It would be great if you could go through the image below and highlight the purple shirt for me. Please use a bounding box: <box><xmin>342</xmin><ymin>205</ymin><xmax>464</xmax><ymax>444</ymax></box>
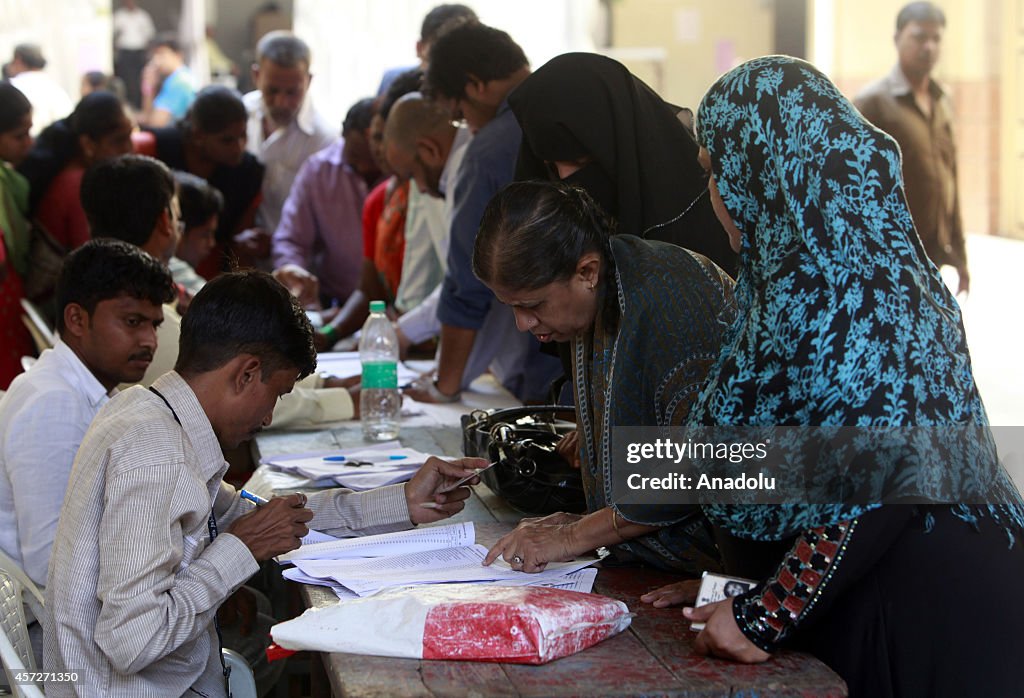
<box><xmin>272</xmin><ymin>139</ymin><xmax>368</xmax><ymax>302</ymax></box>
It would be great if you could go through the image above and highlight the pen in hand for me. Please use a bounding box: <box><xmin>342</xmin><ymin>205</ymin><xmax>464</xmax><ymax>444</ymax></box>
<box><xmin>239</xmin><ymin>489</ymin><xmax>269</xmax><ymax>507</ymax></box>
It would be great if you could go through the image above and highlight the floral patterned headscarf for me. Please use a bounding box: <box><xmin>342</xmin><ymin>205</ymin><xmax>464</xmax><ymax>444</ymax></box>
<box><xmin>692</xmin><ymin>56</ymin><xmax>1023</xmax><ymax>540</ymax></box>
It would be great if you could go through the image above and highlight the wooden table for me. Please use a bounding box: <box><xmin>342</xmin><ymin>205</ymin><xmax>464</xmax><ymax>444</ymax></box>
<box><xmin>249</xmin><ymin>387</ymin><xmax>848</xmax><ymax>698</ymax></box>
<box><xmin>296</xmin><ymin>519</ymin><xmax>846</xmax><ymax>698</ymax></box>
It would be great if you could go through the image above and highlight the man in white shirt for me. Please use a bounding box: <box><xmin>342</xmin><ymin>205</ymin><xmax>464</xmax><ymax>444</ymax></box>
<box><xmin>112</xmin><ymin>0</ymin><xmax>156</xmax><ymax>108</ymax></box>
<box><xmin>243</xmin><ymin>31</ymin><xmax>335</xmax><ymax>237</ymax></box>
<box><xmin>8</xmin><ymin>44</ymin><xmax>74</xmax><ymax>136</ymax></box>
<box><xmin>0</xmin><ymin>239</ymin><xmax>175</xmax><ymax>589</ymax></box>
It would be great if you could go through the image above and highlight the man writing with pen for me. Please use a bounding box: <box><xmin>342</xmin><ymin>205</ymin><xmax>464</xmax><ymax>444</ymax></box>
<box><xmin>43</xmin><ymin>269</ymin><xmax>484</xmax><ymax>697</ymax></box>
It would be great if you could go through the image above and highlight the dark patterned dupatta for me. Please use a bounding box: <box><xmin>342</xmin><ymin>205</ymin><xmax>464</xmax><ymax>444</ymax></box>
<box><xmin>572</xmin><ymin>235</ymin><xmax>734</xmax><ymax>572</ymax></box>
<box><xmin>693</xmin><ymin>56</ymin><xmax>1024</xmax><ymax>541</ymax></box>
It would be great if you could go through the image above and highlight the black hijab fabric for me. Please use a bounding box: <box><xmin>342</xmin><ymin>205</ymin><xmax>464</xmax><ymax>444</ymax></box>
<box><xmin>509</xmin><ymin>52</ymin><xmax>737</xmax><ymax>275</ymax></box>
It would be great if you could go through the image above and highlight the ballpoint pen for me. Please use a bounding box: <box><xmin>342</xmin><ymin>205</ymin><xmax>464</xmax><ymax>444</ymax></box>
<box><xmin>322</xmin><ymin>454</ymin><xmax>409</xmax><ymax>464</ymax></box>
<box><xmin>239</xmin><ymin>489</ymin><xmax>269</xmax><ymax>507</ymax></box>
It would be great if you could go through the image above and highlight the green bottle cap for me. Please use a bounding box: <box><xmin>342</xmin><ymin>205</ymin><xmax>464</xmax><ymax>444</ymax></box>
<box><xmin>369</xmin><ymin>300</ymin><xmax>386</xmax><ymax>313</ymax></box>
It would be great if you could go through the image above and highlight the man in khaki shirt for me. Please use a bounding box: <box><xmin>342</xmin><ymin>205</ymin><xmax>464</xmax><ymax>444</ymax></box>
<box><xmin>855</xmin><ymin>1</ymin><xmax>969</xmax><ymax>294</ymax></box>
<box><xmin>43</xmin><ymin>270</ymin><xmax>482</xmax><ymax>696</ymax></box>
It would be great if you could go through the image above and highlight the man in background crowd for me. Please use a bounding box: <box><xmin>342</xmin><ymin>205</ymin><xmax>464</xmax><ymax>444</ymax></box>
<box><xmin>408</xmin><ymin>22</ymin><xmax>561</xmax><ymax>404</ymax></box>
<box><xmin>139</xmin><ymin>35</ymin><xmax>196</xmax><ymax>127</ymax></box>
<box><xmin>7</xmin><ymin>44</ymin><xmax>73</xmax><ymax>136</ymax></box>
<box><xmin>272</xmin><ymin>97</ymin><xmax>381</xmax><ymax>307</ymax></box>
<box><xmin>855</xmin><ymin>1</ymin><xmax>969</xmax><ymax>294</ymax></box>
<box><xmin>112</xmin><ymin>0</ymin><xmax>156</xmax><ymax>108</ymax></box>
<box><xmin>244</xmin><ymin>31</ymin><xmax>335</xmax><ymax>238</ymax></box>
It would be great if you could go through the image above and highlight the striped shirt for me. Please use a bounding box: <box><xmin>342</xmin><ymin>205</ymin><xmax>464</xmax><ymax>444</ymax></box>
<box><xmin>43</xmin><ymin>371</ymin><xmax>410</xmax><ymax>696</ymax></box>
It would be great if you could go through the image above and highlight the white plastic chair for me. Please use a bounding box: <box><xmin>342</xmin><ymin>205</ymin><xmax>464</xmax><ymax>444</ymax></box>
<box><xmin>0</xmin><ymin>550</ymin><xmax>44</xmax><ymax>626</ymax></box>
<box><xmin>0</xmin><ymin>549</ymin><xmax>256</xmax><ymax>698</ymax></box>
<box><xmin>222</xmin><ymin>647</ymin><xmax>258</xmax><ymax>698</ymax></box>
<box><xmin>0</xmin><ymin>569</ymin><xmax>44</xmax><ymax>698</ymax></box>
<box><xmin>19</xmin><ymin>299</ymin><xmax>55</xmax><ymax>353</ymax></box>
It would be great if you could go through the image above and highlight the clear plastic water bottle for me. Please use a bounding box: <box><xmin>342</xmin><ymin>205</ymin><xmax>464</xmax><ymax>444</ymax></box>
<box><xmin>359</xmin><ymin>300</ymin><xmax>401</xmax><ymax>441</ymax></box>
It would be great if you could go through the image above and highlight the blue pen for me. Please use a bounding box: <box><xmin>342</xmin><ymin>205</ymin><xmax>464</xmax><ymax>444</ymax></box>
<box><xmin>322</xmin><ymin>454</ymin><xmax>409</xmax><ymax>463</ymax></box>
<box><xmin>239</xmin><ymin>489</ymin><xmax>269</xmax><ymax>507</ymax></box>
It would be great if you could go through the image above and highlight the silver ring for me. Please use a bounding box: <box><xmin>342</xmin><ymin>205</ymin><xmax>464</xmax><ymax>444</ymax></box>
<box><xmin>511</xmin><ymin>555</ymin><xmax>524</xmax><ymax>565</ymax></box>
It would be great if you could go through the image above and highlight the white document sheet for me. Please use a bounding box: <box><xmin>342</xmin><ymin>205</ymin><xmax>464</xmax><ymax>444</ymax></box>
<box><xmin>262</xmin><ymin>443</ymin><xmax>438</xmax><ymax>481</ymax></box>
<box><xmin>278</xmin><ymin>522</ymin><xmax>474</xmax><ymax>564</ymax></box>
<box><xmin>331</xmin><ymin>468</ymin><xmax>418</xmax><ymax>491</ymax></box>
<box><xmin>332</xmin><ymin>570</ymin><xmax>597</xmax><ymax>599</ymax></box>
<box><xmin>316</xmin><ymin>351</ymin><xmax>421</xmax><ymax>384</ymax></box>
<box><xmin>299</xmin><ymin>529</ymin><xmax>340</xmax><ymax>547</ymax></box>
<box><xmin>289</xmin><ymin>566</ymin><xmax>597</xmax><ymax>597</ymax></box>
<box><xmin>292</xmin><ymin>544</ymin><xmax>598</xmax><ymax>597</ymax></box>
<box><xmin>478</xmin><ymin>567</ymin><xmax>599</xmax><ymax>594</ymax></box>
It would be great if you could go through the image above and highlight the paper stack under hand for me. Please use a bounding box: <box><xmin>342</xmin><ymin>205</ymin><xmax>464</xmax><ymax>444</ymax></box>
<box><xmin>261</xmin><ymin>441</ymin><xmax>441</xmax><ymax>491</ymax></box>
<box><xmin>278</xmin><ymin>522</ymin><xmax>599</xmax><ymax>599</ymax></box>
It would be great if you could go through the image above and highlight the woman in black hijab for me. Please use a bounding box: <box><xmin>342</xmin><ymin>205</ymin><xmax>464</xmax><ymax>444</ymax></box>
<box><xmin>509</xmin><ymin>52</ymin><xmax>737</xmax><ymax>276</ymax></box>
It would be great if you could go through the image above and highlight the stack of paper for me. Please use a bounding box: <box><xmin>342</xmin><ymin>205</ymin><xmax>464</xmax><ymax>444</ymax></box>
<box><xmin>262</xmin><ymin>442</ymin><xmax>442</xmax><ymax>491</ymax></box>
<box><xmin>280</xmin><ymin>521</ymin><xmax>475</xmax><ymax>563</ymax></box>
<box><xmin>278</xmin><ymin>522</ymin><xmax>600</xmax><ymax>598</ymax></box>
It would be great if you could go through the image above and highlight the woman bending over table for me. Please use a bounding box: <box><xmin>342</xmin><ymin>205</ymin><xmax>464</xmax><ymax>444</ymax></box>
<box><xmin>473</xmin><ymin>180</ymin><xmax>736</xmax><ymax>575</ymax></box>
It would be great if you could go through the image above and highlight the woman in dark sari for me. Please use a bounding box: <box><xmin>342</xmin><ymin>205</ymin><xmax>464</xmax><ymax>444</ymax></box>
<box><xmin>643</xmin><ymin>56</ymin><xmax>1024</xmax><ymax>696</ymax></box>
<box><xmin>474</xmin><ymin>180</ymin><xmax>734</xmax><ymax>575</ymax></box>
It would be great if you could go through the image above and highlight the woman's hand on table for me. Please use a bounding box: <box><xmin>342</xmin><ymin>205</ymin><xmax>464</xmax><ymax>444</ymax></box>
<box><xmin>685</xmin><ymin>599</ymin><xmax>771</xmax><ymax>663</ymax></box>
<box><xmin>639</xmin><ymin>579</ymin><xmax>701</xmax><ymax>607</ymax></box>
<box><xmin>555</xmin><ymin>430</ymin><xmax>581</xmax><ymax>468</ymax></box>
<box><xmin>482</xmin><ymin>516</ymin><xmax>582</xmax><ymax>573</ymax></box>
<box><xmin>405</xmin><ymin>456</ymin><xmax>486</xmax><ymax>524</ymax></box>
<box><xmin>519</xmin><ymin>511</ymin><xmax>584</xmax><ymax>527</ymax></box>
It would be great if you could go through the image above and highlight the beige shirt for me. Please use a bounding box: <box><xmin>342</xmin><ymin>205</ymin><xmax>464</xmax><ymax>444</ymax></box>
<box><xmin>855</xmin><ymin>66</ymin><xmax>966</xmax><ymax>270</ymax></box>
<box><xmin>43</xmin><ymin>371</ymin><xmax>410</xmax><ymax>696</ymax></box>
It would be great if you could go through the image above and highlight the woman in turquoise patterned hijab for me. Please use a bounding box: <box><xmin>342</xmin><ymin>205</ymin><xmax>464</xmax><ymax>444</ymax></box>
<box><xmin>642</xmin><ymin>56</ymin><xmax>1024</xmax><ymax>696</ymax></box>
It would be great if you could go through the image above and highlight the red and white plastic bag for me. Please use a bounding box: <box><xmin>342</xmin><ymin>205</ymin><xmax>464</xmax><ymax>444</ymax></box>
<box><xmin>270</xmin><ymin>583</ymin><xmax>632</xmax><ymax>664</ymax></box>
